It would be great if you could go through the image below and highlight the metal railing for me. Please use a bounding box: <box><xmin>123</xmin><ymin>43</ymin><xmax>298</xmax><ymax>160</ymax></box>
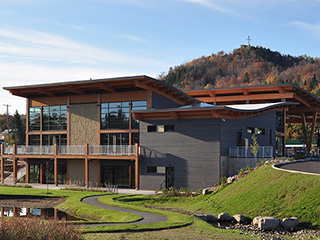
<box><xmin>58</xmin><ymin>145</ymin><xmax>86</xmax><ymax>155</ymax></box>
<box><xmin>16</xmin><ymin>145</ymin><xmax>54</xmax><ymax>155</ymax></box>
<box><xmin>89</xmin><ymin>145</ymin><xmax>135</xmax><ymax>155</ymax></box>
<box><xmin>229</xmin><ymin>146</ymin><xmax>273</xmax><ymax>158</ymax></box>
<box><xmin>3</xmin><ymin>144</ymin><xmax>137</xmax><ymax>156</ymax></box>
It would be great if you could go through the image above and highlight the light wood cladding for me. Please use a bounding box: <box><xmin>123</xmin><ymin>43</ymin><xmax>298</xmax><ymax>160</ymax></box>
<box><xmin>70</xmin><ymin>103</ymin><xmax>98</xmax><ymax>145</ymax></box>
<box><xmin>100</xmin><ymin>91</ymin><xmax>147</xmax><ymax>103</ymax></box>
<box><xmin>30</xmin><ymin>96</ymin><xmax>67</xmax><ymax>106</ymax></box>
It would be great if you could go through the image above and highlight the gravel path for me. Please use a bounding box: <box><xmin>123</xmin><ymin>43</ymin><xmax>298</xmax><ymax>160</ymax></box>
<box><xmin>277</xmin><ymin>160</ymin><xmax>320</xmax><ymax>175</ymax></box>
<box><xmin>81</xmin><ymin>195</ymin><xmax>167</xmax><ymax>227</ymax></box>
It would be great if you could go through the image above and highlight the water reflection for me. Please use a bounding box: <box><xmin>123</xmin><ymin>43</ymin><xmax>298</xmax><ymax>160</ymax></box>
<box><xmin>0</xmin><ymin>206</ymin><xmax>83</xmax><ymax>221</ymax></box>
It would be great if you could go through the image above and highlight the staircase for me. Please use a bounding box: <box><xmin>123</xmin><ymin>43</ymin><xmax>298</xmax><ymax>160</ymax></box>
<box><xmin>3</xmin><ymin>165</ymin><xmax>27</xmax><ymax>184</ymax></box>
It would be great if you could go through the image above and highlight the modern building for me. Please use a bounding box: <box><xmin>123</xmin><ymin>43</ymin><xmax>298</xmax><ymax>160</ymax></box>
<box><xmin>2</xmin><ymin>76</ymin><xmax>320</xmax><ymax>190</ymax></box>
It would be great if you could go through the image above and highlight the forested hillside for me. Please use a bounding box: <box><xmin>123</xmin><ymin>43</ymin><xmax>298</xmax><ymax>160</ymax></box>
<box><xmin>158</xmin><ymin>46</ymin><xmax>320</xmax><ymax>97</ymax></box>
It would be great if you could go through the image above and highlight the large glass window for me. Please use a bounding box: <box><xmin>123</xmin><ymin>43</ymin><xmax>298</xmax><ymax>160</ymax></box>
<box><xmin>101</xmin><ymin>133</ymin><xmax>129</xmax><ymax>145</ymax></box>
<box><xmin>29</xmin><ymin>107</ymin><xmax>41</xmax><ymax>131</ymax></box>
<box><xmin>276</xmin><ymin>112</ymin><xmax>284</xmax><ymax>133</ymax></box>
<box><xmin>42</xmin><ymin>134</ymin><xmax>67</xmax><ymax>146</ymax></box>
<box><xmin>101</xmin><ymin>102</ymin><xmax>130</xmax><ymax>129</ymax></box>
<box><xmin>132</xmin><ymin>101</ymin><xmax>147</xmax><ymax>129</ymax></box>
<box><xmin>43</xmin><ymin>105</ymin><xmax>67</xmax><ymax>131</ymax></box>
<box><xmin>29</xmin><ymin>135</ymin><xmax>40</xmax><ymax>145</ymax></box>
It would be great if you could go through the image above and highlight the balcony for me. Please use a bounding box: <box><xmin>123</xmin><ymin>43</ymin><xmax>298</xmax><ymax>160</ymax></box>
<box><xmin>229</xmin><ymin>146</ymin><xmax>273</xmax><ymax>158</ymax></box>
<box><xmin>2</xmin><ymin>144</ymin><xmax>137</xmax><ymax>157</ymax></box>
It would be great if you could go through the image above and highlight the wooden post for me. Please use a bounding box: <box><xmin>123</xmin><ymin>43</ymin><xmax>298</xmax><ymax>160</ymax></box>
<box><xmin>54</xmin><ymin>144</ymin><xmax>58</xmax><ymax>185</ymax></box>
<box><xmin>307</xmin><ymin>111</ymin><xmax>318</xmax><ymax>153</ymax></box>
<box><xmin>13</xmin><ymin>144</ymin><xmax>17</xmax><ymax>183</ymax></box>
<box><xmin>85</xmin><ymin>144</ymin><xmax>89</xmax><ymax>187</ymax></box>
<box><xmin>25</xmin><ymin>160</ymin><xmax>30</xmax><ymax>183</ymax></box>
<box><xmin>0</xmin><ymin>207</ymin><xmax>4</xmax><ymax>217</ymax></box>
<box><xmin>1</xmin><ymin>144</ymin><xmax>4</xmax><ymax>183</ymax></box>
<box><xmin>134</xmin><ymin>143</ymin><xmax>139</xmax><ymax>189</ymax></box>
<box><xmin>67</xmin><ymin>159</ymin><xmax>70</xmax><ymax>185</ymax></box>
<box><xmin>40</xmin><ymin>163</ymin><xmax>44</xmax><ymax>184</ymax></box>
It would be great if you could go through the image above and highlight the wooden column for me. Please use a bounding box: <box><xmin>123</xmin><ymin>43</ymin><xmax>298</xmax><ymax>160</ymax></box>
<box><xmin>0</xmin><ymin>207</ymin><xmax>4</xmax><ymax>217</ymax></box>
<box><xmin>134</xmin><ymin>143</ymin><xmax>139</xmax><ymax>189</ymax></box>
<box><xmin>25</xmin><ymin>160</ymin><xmax>30</xmax><ymax>183</ymax></box>
<box><xmin>13</xmin><ymin>144</ymin><xmax>17</xmax><ymax>183</ymax></box>
<box><xmin>129</xmin><ymin>164</ymin><xmax>132</xmax><ymax>188</ymax></box>
<box><xmin>67</xmin><ymin>159</ymin><xmax>70</xmax><ymax>185</ymax></box>
<box><xmin>307</xmin><ymin>111</ymin><xmax>318</xmax><ymax>153</ymax></box>
<box><xmin>54</xmin><ymin>144</ymin><xmax>58</xmax><ymax>185</ymax></box>
<box><xmin>97</xmin><ymin>159</ymin><xmax>101</xmax><ymax>186</ymax></box>
<box><xmin>85</xmin><ymin>144</ymin><xmax>89</xmax><ymax>187</ymax></box>
<box><xmin>283</xmin><ymin>109</ymin><xmax>287</xmax><ymax>157</ymax></box>
<box><xmin>1</xmin><ymin>144</ymin><xmax>4</xmax><ymax>183</ymax></box>
<box><xmin>40</xmin><ymin>163</ymin><xmax>44</xmax><ymax>184</ymax></box>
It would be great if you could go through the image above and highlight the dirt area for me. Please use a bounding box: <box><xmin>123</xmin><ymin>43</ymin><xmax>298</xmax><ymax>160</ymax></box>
<box><xmin>0</xmin><ymin>195</ymin><xmax>66</xmax><ymax>208</ymax></box>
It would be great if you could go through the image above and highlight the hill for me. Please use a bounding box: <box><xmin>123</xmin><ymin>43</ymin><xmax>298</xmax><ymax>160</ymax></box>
<box><xmin>158</xmin><ymin>46</ymin><xmax>320</xmax><ymax>97</ymax></box>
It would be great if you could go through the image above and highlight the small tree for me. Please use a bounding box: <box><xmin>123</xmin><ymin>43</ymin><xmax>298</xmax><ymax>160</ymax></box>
<box><xmin>250</xmin><ymin>134</ymin><xmax>259</xmax><ymax>162</ymax></box>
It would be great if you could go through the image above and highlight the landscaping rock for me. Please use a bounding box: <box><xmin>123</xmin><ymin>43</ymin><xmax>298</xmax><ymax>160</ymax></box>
<box><xmin>255</xmin><ymin>216</ymin><xmax>280</xmax><ymax>230</ymax></box>
<box><xmin>252</xmin><ymin>216</ymin><xmax>263</xmax><ymax>227</ymax></box>
<box><xmin>227</xmin><ymin>176</ymin><xmax>236</xmax><ymax>183</ymax></box>
<box><xmin>202</xmin><ymin>188</ymin><xmax>212</xmax><ymax>195</ymax></box>
<box><xmin>205</xmin><ymin>214</ymin><xmax>218</xmax><ymax>222</ymax></box>
<box><xmin>218</xmin><ymin>212</ymin><xmax>233</xmax><ymax>222</ymax></box>
<box><xmin>280</xmin><ymin>217</ymin><xmax>299</xmax><ymax>229</ymax></box>
<box><xmin>233</xmin><ymin>214</ymin><xmax>251</xmax><ymax>224</ymax></box>
<box><xmin>193</xmin><ymin>213</ymin><xmax>207</xmax><ymax>221</ymax></box>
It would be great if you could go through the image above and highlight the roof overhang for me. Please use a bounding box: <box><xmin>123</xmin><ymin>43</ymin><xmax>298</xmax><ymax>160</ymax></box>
<box><xmin>3</xmin><ymin>75</ymin><xmax>199</xmax><ymax>106</ymax></box>
<box><xmin>134</xmin><ymin>102</ymin><xmax>299</xmax><ymax>121</ymax></box>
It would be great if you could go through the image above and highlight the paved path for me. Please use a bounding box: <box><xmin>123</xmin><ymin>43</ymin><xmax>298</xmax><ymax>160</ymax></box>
<box><xmin>275</xmin><ymin>159</ymin><xmax>320</xmax><ymax>175</ymax></box>
<box><xmin>81</xmin><ymin>195</ymin><xmax>167</xmax><ymax>227</ymax></box>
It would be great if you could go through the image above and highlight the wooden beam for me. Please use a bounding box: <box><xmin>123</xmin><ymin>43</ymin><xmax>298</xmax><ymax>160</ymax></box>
<box><xmin>68</xmin><ymin>85</ymin><xmax>84</xmax><ymax>95</ymax></box>
<box><xmin>98</xmin><ymin>83</ymin><xmax>116</xmax><ymax>93</ymax></box>
<box><xmin>1</xmin><ymin>144</ymin><xmax>3</xmax><ymax>183</ymax></box>
<box><xmin>171</xmin><ymin>111</ymin><xmax>179</xmax><ymax>119</ymax></box>
<box><xmin>135</xmin><ymin>80</ymin><xmax>186</xmax><ymax>105</ymax></box>
<box><xmin>26</xmin><ymin>160</ymin><xmax>30</xmax><ymax>183</ymax></box>
<box><xmin>307</xmin><ymin>111</ymin><xmax>318</xmax><ymax>152</ymax></box>
<box><xmin>38</xmin><ymin>88</ymin><xmax>55</xmax><ymax>97</ymax></box>
<box><xmin>294</xmin><ymin>94</ymin><xmax>311</xmax><ymax>107</ymax></box>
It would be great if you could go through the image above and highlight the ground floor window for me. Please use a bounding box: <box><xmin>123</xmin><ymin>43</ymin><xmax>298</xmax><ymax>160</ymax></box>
<box><xmin>29</xmin><ymin>161</ymin><xmax>67</xmax><ymax>184</ymax></box>
<box><xmin>29</xmin><ymin>164</ymin><xmax>40</xmax><ymax>183</ymax></box>
<box><xmin>100</xmin><ymin>162</ymin><xmax>135</xmax><ymax>188</ymax></box>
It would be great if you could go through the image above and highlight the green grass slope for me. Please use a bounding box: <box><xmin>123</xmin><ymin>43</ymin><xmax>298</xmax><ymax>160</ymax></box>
<box><xmin>196</xmin><ymin>166</ymin><xmax>320</xmax><ymax>227</ymax></box>
<box><xmin>116</xmin><ymin>166</ymin><xmax>320</xmax><ymax>229</ymax></box>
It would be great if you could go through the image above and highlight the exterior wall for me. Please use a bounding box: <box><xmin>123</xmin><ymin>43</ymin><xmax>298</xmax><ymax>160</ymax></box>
<box><xmin>151</xmin><ymin>92</ymin><xmax>181</xmax><ymax>109</ymax></box>
<box><xmin>69</xmin><ymin>103</ymin><xmax>98</xmax><ymax>145</ymax></box>
<box><xmin>220</xmin><ymin>112</ymin><xmax>277</xmax><ymax>156</ymax></box>
<box><xmin>69</xmin><ymin>160</ymin><xmax>85</xmax><ymax>184</ymax></box>
<box><xmin>140</xmin><ymin>118</ymin><xmax>221</xmax><ymax>191</ymax></box>
<box><xmin>89</xmin><ymin>160</ymin><xmax>98</xmax><ymax>184</ymax></box>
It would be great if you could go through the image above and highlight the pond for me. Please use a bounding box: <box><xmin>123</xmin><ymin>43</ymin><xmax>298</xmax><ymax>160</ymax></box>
<box><xmin>0</xmin><ymin>206</ymin><xmax>84</xmax><ymax>221</ymax></box>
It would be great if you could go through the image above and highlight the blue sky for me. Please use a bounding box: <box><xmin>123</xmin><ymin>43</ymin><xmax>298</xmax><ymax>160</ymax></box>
<box><xmin>0</xmin><ymin>0</ymin><xmax>320</xmax><ymax>114</ymax></box>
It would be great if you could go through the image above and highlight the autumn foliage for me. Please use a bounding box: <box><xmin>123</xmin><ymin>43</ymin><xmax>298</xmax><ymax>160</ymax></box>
<box><xmin>159</xmin><ymin>46</ymin><xmax>320</xmax><ymax>97</ymax></box>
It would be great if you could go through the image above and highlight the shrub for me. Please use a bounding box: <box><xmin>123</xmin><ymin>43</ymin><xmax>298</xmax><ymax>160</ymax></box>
<box><xmin>0</xmin><ymin>217</ymin><xmax>82</xmax><ymax>240</ymax></box>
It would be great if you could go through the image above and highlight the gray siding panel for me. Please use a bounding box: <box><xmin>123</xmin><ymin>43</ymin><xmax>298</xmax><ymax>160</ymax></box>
<box><xmin>220</xmin><ymin>112</ymin><xmax>277</xmax><ymax>156</ymax></box>
<box><xmin>140</xmin><ymin>118</ymin><xmax>220</xmax><ymax>191</ymax></box>
<box><xmin>151</xmin><ymin>92</ymin><xmax>181</xmax><ymax>109</ymax></box>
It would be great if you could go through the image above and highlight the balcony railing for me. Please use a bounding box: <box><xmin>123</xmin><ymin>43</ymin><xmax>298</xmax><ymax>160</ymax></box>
<box><xmin>229</xmin><ymin>146</ymin><xmax>273</xmax><ymax>158</ymax></box>
<box><xmin>2</xmin><ymin>145</ymin><xmax>137</xmax><ymax>156</ymax></box>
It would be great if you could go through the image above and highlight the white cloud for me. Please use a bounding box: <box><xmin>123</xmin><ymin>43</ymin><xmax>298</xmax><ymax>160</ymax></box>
<box><xmin>289</xmin><ymin>21</ymin><xmax>320</xmax><ymax>38</ymax></box>
<box><xmin>124</xmin><ymin>34</ymin><xmax>147</xmax><ymax>43</ymax></box>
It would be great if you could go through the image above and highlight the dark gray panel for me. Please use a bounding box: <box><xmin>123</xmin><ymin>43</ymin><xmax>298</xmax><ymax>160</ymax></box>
<box><xmin>140</xmin><ymin>118</ymin><xmax>220</xmax><ymax>191</ymax></box>
<box><xmin>151</xmin><ymin>92</ymin><xmax>181</xmax><ymax>109</ymax></box>
<box><xmin>220</xmin><ymin>112</ymin><xmax>277</xmax><ymax>156</ymax></box>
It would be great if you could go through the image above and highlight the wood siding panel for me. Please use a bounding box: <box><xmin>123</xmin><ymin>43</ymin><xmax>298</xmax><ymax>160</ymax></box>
<box><xmin>140</xmin><ymin>118</ymin><xmax>220</xmax><ymax>191</ymax></box>
<box><xmin>69</xmin><ymin>103</ymin><xmax>98</xmax><ymax>145</ymax></box>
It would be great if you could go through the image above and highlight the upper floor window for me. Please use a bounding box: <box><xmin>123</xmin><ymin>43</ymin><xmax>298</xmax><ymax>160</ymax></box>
<box><xmin>43</xmin><ymin>105</ymin><xmax>67</xmax><ymax>131</ymax></box>
<box><xmin>29</xmin><ymin>107</ymin><xmax>41</xmax><ymax>131</ymax></box>
<box><xmin>101</xmin><ymin>100</ymin><xmax>147</xmax><ymax>130</ymax></box>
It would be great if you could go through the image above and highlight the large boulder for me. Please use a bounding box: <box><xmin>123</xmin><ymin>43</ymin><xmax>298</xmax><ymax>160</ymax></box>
<box><xmin>206</xmin><ymin>214</ymin><xmax>218</xmax><ymax>222</ymax></box>
<box><xmin>280</xmin><ymin>217</ymin><xmax>299</xmax><ymax>229</ymax></box>
<box><xmin>233</xmin><ymin>214</ymin><xmax>251</xmax><ymax>224</ymax></box>
<box><xmin>218</xmin><ymin>212</ymin><xmax>233</xmax><ymax>222</ymax></box>
<box><xmin>253</xmin><ymin>216</ymin><xmax>280</xmax><ymax>230</ymax></box>
<box><xmin>202</xmin><ymin>188</ymin><xmax>212</xmax><ymax>195</ymax></box>
<box><xmin>193</xmin><ymin>213</ymin><xmax>206</xmax><ymax>221</ymax></box>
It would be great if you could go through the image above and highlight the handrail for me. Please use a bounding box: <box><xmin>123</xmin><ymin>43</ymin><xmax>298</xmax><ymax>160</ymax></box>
<box><xmin>229</xmin><ymin>146</ymin><xmax>273</xmax><ymax>158</ymax></box>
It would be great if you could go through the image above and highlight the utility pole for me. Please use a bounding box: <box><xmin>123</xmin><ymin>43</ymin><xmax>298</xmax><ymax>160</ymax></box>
<box><xmin>3</xmin><ymin>104</ymin><xmax>11</xmax><ymax>145</ymax></box>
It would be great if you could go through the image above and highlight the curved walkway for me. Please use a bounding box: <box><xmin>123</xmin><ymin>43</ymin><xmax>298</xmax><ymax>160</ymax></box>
<box><xmin>273</xmin><ymin>159</ymin><xmax>320</xmax><ymax>176</ymax></box>
<box><xmin>81</xmin><ymin>195</ymin><xmax>167</xmax><ymax>227</ymax></box>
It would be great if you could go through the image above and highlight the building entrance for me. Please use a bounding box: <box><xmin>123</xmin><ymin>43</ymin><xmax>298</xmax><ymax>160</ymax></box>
<box><xmin>101</xmin><ymin>163</ymin><xmax>135</xmax><ymax>188</ymax></box>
